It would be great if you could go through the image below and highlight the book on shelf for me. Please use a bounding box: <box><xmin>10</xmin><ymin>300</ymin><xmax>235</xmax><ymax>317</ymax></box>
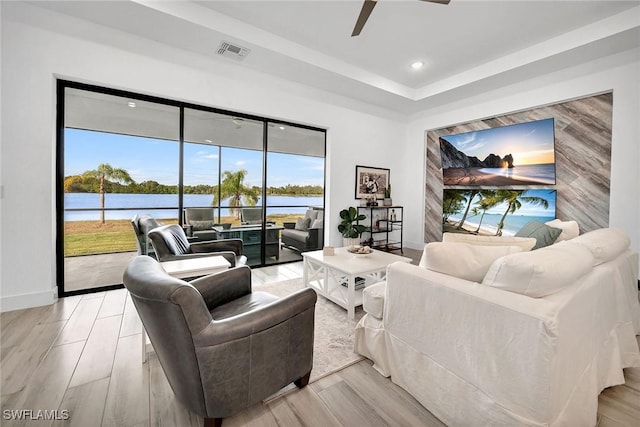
<box><xmin>340</xmin><ymin>276</ymin><xmax>366</xmax><ymax>290</ymax></box>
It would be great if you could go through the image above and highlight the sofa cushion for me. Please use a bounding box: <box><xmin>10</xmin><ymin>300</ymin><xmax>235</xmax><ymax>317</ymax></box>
<box><xmin>295</xmin><ymin>217</ymin><xmax>311</xmax><ymax>231</ymax></box>
<box><xmin>282</xmin><ymin>228</ymin><xmax>309</xmax><ymax>243</ymax></box>
<box><xmin>515</xmin><ymin>220</ymin><xmax>562</xmax><ymax>249</ymax></box>
<box><xmin>311</xmin><ymin>218</ymin><xmax>323</xmax><ymax>229</ymax></box>
<box><xmin>570</xmin><ymin>228</ymin><xmax>630</xmax><ymax>266</ymax></box>
<box><xmin>419</xmin><ymin>242</ymin><xmax>522</xmax><ymax>283</ymax></box>
<box><xmin>304</xmin><ymin>209</ymin><xmax>319</xmax><ymax>221</ymax></box>
<box><xmin>482</xmin><ymin>241</ymin><xmax>595</xmax><ymax>297</ymax></box>
<box><xmin>442</xmin><ymin>232</ymin><xmax>536</xmax><ymax>251</ymax></box>
<box><xmin>189</xmin><ymin>220</ymin><xmax>214</xmax><ymax>231</ymax></box>
<box><xmin>362</xmin><ymin>281</ymin><xmax>386</xmax><ymax>319</ymax></box>
<box><xmin>545</xmin><ymin>219</ymin><xmax>580</xmax><ymax>242</ymax></box>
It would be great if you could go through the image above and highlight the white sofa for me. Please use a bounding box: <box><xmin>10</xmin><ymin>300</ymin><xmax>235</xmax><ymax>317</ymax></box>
<box><xmin>355</xmin><ymin>228</ymin><xmax>640</xmax><ymax>426</ymax></box>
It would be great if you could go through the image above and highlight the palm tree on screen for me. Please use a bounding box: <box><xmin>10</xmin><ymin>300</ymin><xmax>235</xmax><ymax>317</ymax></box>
<box><xmin>455</xmin><ymin>189</ymin><xmax>479</xmax><ymax>230</ymax></box>
<box><xmin>490</xmin><ymin>190</ymin><xmax>549</xmax><ymax>236</ymax></box>
<box><xmin>212</xmin><ymin>169</ymin><xmax>259</xmax><ymax>219</ymax></box>
<box><xmin>82</xmin><ymin>163</ymin><xmax>134</xmax><ymax>224</ymax></box>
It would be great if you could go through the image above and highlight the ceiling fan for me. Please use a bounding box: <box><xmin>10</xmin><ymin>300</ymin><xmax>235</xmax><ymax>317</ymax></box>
<box><xmin>351</xmin><ymin>0</ymin><xmax>451</xmax><ymax>37</ymax></box>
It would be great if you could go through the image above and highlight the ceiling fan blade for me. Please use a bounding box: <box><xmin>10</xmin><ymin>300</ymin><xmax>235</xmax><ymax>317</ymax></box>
<box><xmin>351</xmin><ymin>0</ymin><xmax>377</xmax><ymax>37</ymax></box>
<box><xmin>420</xmin><ymin>0</ymin><xmax>451</xmax><ymax>4</ymax></box>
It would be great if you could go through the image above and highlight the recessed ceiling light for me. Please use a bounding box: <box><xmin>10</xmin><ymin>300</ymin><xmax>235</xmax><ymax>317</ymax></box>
<box><xmin>411</xmin><ymin>61</ymin><xmax>424</xmax><ymax>70</ymax></box>
<box><xmin>205</xmin><ymin>139</ymin><xmax>213</xmax><ymax>143</ymax></box>
<box><xmin>279</xmin><ymin>126</ymin><xmax>286</xmax><ymax>130</ymax></box>
<box><xmin>127</xmin><ymin>101</ymin><xmax>136</xmax><ymax>108</ymax></box>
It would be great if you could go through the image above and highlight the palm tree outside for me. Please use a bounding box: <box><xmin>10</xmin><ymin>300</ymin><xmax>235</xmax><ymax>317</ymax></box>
<box><xmin>82</xmin><ymin>163</ymin><xmax>134</xmax><ymax>224</ymax></box>
<box><xmin>212</xmin><ymin>169</ymin><xmax>260</xmax><ymax>219</ymax></box>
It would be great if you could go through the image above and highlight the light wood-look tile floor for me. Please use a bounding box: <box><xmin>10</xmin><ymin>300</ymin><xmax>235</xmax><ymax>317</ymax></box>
<box><xmin>1</xmin><ymin>256</ymin><xmax>639</xmax><ymax>426</ymax></box>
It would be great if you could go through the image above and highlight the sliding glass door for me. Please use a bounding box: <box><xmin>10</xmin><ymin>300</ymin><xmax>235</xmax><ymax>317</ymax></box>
<box><xmin>62</xmin><ymin>87</ymin><xmax>180</xmax><ymax>293</ymax></box>
<box><xmin>184</xmin><ymin>109</ymin><xmax>265</xmax><ymax>265</ymax></box>
<box><xmin>265</xmin><ymin>123</ymin><xmax>326</xmax><ymax>265</ymax></box>
<box><xmin>58</xmin><ymin>81</ymin><xmax>325</xmax><ymax>295</ymax></box>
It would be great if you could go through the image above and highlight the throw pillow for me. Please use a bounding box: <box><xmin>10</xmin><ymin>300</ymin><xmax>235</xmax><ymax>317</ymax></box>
<box><xmin>482</xmin><ymin>241</ymin><xmax>595</xmax><ymax>297</ymax></box>
<box><xmin>515</xmin><ymin>220</ymin><xmax>562</xmax><ymax>249</ymax></box>
<box><xmin>570</xmin><ymin>228</ymin><xmax>630</xmax><ymax>266</ymax></box>
<box><xmin>189</xmin><ymin>220</ymin><xmax>214</xmax><ymax>231</ymax></box>
<box><xmin>295</xmin><ymin>217</ymin><xmax>311</xmax><ymax>231</ymax></box>
<box><xmin>419</xmin><ymin>242</ymin><xmax>522</xmax><ymax>283</ymax></box>
<box><xmin>442</xmin><ymin>233</ymin><xmax>536</xmax><ymax>251</ymax></box>
<box><xmin>310</xmin><ymin>218</ymin><xmax>324</xmax><ymax>229</ymax></box>
<box><xmin>544</xmin><ymin>219</ymin><xmax>579</xmax><ymax>242</ymax></box>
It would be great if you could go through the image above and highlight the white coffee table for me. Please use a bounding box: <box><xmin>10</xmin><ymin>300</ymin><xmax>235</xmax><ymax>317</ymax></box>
<box><xmin>142</xmin><ymin>255</ymin><xmax>231</xmax><ymax>363</ymax></box>
<box><xmin>302</xmin><ymin>247</ymin><xmax>412</xmax><ymax>319</ymax></box>
<box><xmin>160</xmin><ymin>256</ymin><xmax>231</xmax><ymax>279</ymax></box>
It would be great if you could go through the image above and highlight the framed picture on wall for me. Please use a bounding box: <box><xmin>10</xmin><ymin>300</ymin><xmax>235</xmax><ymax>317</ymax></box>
<box><xmin>355</xmin><ymin>165</ymin><xmax>389</xmax><ymax>199</ymax></box>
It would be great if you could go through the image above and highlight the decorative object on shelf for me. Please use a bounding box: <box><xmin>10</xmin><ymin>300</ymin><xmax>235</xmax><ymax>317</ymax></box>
<box><xmin>357</xmin><ymin>205</ymin><xmax>404</xmax><ymax>253</ymax></box>
<box><xmin>355</xmin><ymin>165</ymin><xmax>390</xmax><ymax>200</ymax></box>
<box><xmin>383</xmin><ymin>184</ymin><xmax>392</xmax><ymax>206</ymax></box>
<box><xmin>323</xmin><ymin>246</ymin><xmax>335</xmax><ymax>256</ymax></box>
<box><xmin>338</xmin><ymin>206</ymin><xmax>366</xmax><ymax>247</ymax></box>
<box><xmin>366</xmin><ymin>195</ymin><xmax>379</xmax><ymax>206</ymax></box>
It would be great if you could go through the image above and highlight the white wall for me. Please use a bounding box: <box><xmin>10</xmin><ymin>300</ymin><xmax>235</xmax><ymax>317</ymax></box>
<box><xmin>0</xmin><ymin>3</ymin><xmax>406</xmax><ymax>311</ymax></box>
<box><xmin>403</xmin><ymin>47</ymin><xmax>640</xmax><ymax>260</ymax></box>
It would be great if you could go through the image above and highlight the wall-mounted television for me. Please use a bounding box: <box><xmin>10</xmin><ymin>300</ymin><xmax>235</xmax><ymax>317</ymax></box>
<box><xmin>440</xmin><ymin>118</ymin><xmax>555</xmax><ymax>186</ymax></box>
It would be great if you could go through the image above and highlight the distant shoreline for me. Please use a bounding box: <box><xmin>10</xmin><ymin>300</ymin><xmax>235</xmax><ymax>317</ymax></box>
<box><xmin>443</xmin><ymin>167</ymin><xmax>553</xmax><ymax>186</ymax></box>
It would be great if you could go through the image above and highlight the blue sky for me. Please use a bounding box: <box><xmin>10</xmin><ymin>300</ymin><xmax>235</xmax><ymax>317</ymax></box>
<box><xmin>441</xmin><ymin>118</ymin><xmax>555</xmax><ymax>165</ymax></box>
<box><xmin>65</xmin><ymin>129</ymin><xmax>324</xmax><ymax>187</ymax></box>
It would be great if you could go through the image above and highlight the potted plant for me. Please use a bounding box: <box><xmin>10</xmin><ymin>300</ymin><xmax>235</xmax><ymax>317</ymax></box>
<box><xmin>338</xmin><ymin>207</ymin><xmax>366</xmax><ymax>247</ymax></box>
<box><xmin>383</xmin><ymin>184</ymin><xmax>392</xmax><ymax>206</ymax></box>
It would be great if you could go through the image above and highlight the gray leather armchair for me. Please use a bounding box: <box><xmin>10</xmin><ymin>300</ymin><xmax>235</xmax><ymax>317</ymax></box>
<box><xmin>148</xmin><ymin>224</ymin><xmax>247</xmax><ymax>267</ymax></box>
<box><xmin>131</xmin><ymin>214</ymin><xmax>162</xmax><ymax>257</ymax></box>
<box><xmin>123</xmin><ymin>256</ymin><xmax>317</xmax><ymax>427</ymax></box>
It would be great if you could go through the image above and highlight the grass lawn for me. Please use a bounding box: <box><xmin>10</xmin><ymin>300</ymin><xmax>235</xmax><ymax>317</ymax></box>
<box><xmin>64</xmin><ymin>213</ymin><xmax>306</xmax><ymax>256</ymax></box>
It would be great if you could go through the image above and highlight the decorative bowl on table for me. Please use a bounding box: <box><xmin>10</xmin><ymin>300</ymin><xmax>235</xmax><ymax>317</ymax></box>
<box><xmin>346</xmin><ymin>245</ymin><xmax>373</xmax><ymax>257</ymax></box>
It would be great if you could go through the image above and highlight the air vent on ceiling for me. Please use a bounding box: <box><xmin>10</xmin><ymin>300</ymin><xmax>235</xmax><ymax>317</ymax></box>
<box><xmin>217</xmin><ymin>41</ymin><xmax>250</xmax><ymax>61</ymax></box>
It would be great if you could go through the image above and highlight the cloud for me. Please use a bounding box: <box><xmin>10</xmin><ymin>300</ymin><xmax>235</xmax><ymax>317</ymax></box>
<box><xmin>235</xmin><ymin>160</ymin><xmax>246</xmax><ymax>166</ymax></box>
<box><xmin>192</xmin><ymin>151</ymin><xmax>219</xmax><ymax>163</ymax></box>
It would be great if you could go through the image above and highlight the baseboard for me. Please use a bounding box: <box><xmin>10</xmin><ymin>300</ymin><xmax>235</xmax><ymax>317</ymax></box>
<box><xmin>0</xmin><ymin>288</ymin><xmax>57</xmax><ymax>312</ymax></box>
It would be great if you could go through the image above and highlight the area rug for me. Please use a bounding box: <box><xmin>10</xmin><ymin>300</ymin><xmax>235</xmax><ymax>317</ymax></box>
<box><xmin>255</xmin><ymin>278</ymin><xmax>365</xmax><ymax>391</ymax></box>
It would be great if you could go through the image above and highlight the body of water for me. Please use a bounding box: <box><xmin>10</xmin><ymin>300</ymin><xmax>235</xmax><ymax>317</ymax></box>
<box><xmin>64</xmin><ymin>193</ymin><xmax>324</xmax><ymax>221</ymax></box>
<box><xmin>449</xmin><ymin>213</ymin><xmax>555</xmax><ymax>236</ymax></box>
<box><xmin>478</xmin><ymin>163</ymin><xmax>555</xmax><ymax>185</ymax></box>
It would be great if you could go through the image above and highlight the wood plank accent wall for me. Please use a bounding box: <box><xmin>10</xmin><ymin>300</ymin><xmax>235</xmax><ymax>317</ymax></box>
<box><xmin>424</xmin><ymin>92</ymin><xmax>613</xmax><ymax>243</ymax></box>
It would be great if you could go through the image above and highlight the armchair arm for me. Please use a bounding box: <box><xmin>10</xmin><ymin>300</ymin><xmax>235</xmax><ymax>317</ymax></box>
<box><xmin>306</xmin><ymin>227</ymin><xmax>323</xmax><ymax>249</ymax></box>
<box><xmin>192</xmin><ymin>288</ymin><xmax>317</xmax><ymax>347</ymax></box>
<box><xmin>283</xmin><ymin>222</ymin><xmax>295</xmax><ymax>229</ymax></box>
<box><xmin>158</xmin><ymin>251</ymin><xmax>237</xmax><ymax>265</ymax></box>
<box><xmin>189</xmin><ymin>265</ymin><xmax>252</xmax><ymax>309</ymax></box>
<box><xmin>190</xmin><ymin>238</ymin><xmax>244</xmax><ymax>256</ymax></box>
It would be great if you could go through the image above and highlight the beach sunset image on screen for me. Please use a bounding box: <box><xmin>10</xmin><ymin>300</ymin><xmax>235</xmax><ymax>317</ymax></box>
<box><xmin>440</xmin><ymin>118</ymin><xmax>555</xmax><ymax>186</ymax></box>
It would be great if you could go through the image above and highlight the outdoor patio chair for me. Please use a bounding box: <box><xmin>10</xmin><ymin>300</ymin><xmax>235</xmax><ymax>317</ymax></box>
<box><xmin>148</xmin><ymin>224</ymin><xmax>247</xmax><ymax>267</ymax></box>
<box><xmin>123</xmin><ymin>256</ymin><xmax>316</xmax><ymax>427</ymax></box>
<box><xmin>183</xmin><ymin>207</ymin><xmax>222</xmax><ymax>241</ymax></box>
